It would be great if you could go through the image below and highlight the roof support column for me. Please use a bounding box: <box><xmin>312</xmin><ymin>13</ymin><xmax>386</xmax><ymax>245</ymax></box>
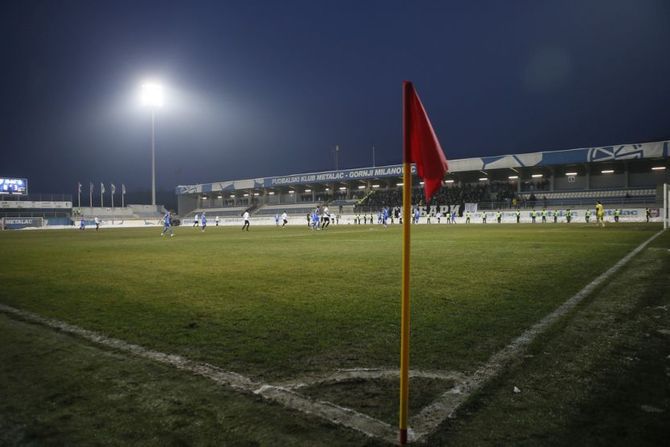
<box><xmin>586</xmin><ymin>164</ymin><xmax>591</xmax><ymax>190</ymax></box>
<box><xmin>624</xmin><ymin>161</ymin><xmax>630</xmax><ymax>188</ymax></box>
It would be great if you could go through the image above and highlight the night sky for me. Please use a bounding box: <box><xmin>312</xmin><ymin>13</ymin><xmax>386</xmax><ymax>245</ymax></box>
<box><xmin>2</xmin><ymin>0</ymin><xmax>669</xmax><ymax>196</ymax></box>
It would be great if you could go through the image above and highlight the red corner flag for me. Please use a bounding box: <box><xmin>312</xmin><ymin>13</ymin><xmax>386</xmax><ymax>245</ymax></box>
<box><xmin>403</xmin><ymin>81</ymin><xmax>448</xmax><ymax>201</ymax></box>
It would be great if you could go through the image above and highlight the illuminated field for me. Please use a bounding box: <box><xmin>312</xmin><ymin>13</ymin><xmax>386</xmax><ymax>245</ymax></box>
<box><xmin>0</xmin><ymin>223</ymin><xmax>668</xmax><ymax>445</ymax></box>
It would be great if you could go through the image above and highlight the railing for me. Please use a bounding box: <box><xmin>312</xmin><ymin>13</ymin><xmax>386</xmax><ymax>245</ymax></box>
<box><xmin>0</xmin><ymin>193</ymin><xmax>73</xmax><ymax>202</ymax></box>
<box><xmin>0</xmin><ymin>210</ymin><xmax>72</xmax><ymax>218</ymax></box>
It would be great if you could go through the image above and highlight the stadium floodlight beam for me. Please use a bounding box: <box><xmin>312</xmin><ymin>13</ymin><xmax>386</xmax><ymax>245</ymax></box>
<box><xmin>140</xmin><ymin>81</ymin><xmax>164</xmax><ymax>206</ymax></box>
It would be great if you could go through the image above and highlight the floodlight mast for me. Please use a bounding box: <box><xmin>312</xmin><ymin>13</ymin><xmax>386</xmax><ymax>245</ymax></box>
<box><xmin>140</xmin><ymin>82</ymin><xmax>164</xmax><ymax>206</ymax></box>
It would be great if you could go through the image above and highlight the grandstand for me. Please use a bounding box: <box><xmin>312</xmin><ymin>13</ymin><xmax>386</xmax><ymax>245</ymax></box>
<box><xmin>1</xmin><ymin>191</ymin><xmax>167</xmax><ymax>229</ymax></box>
<box><xmin>176</xmin><ymin>140</ymin><xmax>669</xmax><ymax>222</ymax></box>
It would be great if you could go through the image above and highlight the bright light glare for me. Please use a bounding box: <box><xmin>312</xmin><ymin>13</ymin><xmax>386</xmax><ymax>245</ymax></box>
<box><xmin>479</xmin><ymin>177</ymin><xmax>488</xmax><ymax>181</ymax></box>
<box><xmin>140</xmin><ymin>82</ymin><xmax>164</xmax><ymax>107</ymax></box>
<box><xmin>444</xmin><ymin>179</ymin><xmax>454</xmax><ymax>183</ymax></box>
<box><xmin>508</xmin><ymin>175</ymin><xmax>519</xmax><ymax>180</ymax></box>
<box><xmin>531</xmin><ymin>174</ymin><xmax>543</xmax><ymax>178</ymax></box>
<box><xmin>304</xmin><ymin>189</ymin><xmax>311</xmax><ymax>193</ymax></box>
<box><xmin>601</xmin><ymin>169</ymin><xmax>614</xmax><ymax>174</ymax></box>
<box><xmin>358</xmin><ymin>185</ymin><xmax>365</xmax><ymax>189</ymax></box>
<box><xmin>339</xmin><ymin>186</ymin><xmax>347</xmax><ymax>190</ymax></box>
<box><xmin>372</xmin><ymin>184</ymin><xmax>380</xmax><ymax>188</ymax></box>
<box><xmin>565</xmin><ymin>172</ymin><xmax>577</xmax><ymax>176</ymax></box>
<box><xmin>651</xmin><ymin>166</ymin><xmax>666</xmax><ymax>171</ymax></box>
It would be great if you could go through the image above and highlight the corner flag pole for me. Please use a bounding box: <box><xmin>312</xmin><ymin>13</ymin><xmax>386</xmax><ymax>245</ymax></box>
<box><xmin>399</xmin><ymin>81</ymin><xmax>412</xmax><ymax>445</ymax></box>
<box><xmin>398</xmin><ymin>81</ymin><xmax>449</xmax><ymax>444</ymax></box>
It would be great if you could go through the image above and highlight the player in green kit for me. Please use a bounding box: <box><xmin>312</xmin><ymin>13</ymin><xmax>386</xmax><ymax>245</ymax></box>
<box><xmin>515</xmin><ymin>209</ymin><xmax>521</xmax><ymax>223</ymax></box>
<box><xmin>585</xmin><ymin>209</ymin><xmax>591</xmax><ymax>223</ymax></box>
<box><xmin>553</xmin><ymin>209</ymin><xmax>558</xmax><ymax>223</ymax></box>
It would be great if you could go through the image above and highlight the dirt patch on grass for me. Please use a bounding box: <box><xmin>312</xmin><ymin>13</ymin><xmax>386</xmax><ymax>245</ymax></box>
<box><xmin>302</xmin><ymin>376</ymin><xmax>457</xmax><ymax>426</ymax></box>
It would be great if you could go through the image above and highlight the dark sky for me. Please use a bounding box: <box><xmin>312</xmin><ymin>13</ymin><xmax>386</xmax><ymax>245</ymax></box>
<box><xmin>1</xmin><ymin>0</ymin><xmax>669</xmax><ymax>195</ymax></box>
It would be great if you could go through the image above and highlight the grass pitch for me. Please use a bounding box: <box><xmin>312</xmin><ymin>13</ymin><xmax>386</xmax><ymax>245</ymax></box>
<box><xmin>0</xmin><ymin>223</ymin><xmax>668</xmax><ymax>445</ymax></box>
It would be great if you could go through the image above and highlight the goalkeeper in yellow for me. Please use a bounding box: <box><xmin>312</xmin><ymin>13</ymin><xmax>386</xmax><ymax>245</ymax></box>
<box><xmin>595</xmin><ymin>201</ymin><xmax>605</xmax><ymax>227</ymax></box>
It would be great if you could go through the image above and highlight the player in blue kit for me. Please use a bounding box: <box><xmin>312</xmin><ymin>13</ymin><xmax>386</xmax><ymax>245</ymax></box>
<box><xmin>382</xmin><ymin>207</ymin><xmax>389</xmax><ymax>228</ymax></box>
<box><xmin>201</xmin><ymin>212</ymin><xmax>207</xmax><ymax>232</ymax></box>
<box><xmin>161</xmin><ymin>211</ymin><xmax>174</xmax><ymax>237</ymax></box>
<box><xmin>311</xmin><ymin>210</ymin><xmax>320</xmax><ymax>230</ymax></box>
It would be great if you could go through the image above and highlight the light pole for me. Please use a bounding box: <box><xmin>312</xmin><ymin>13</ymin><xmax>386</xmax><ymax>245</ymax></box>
<box><xmin>140</xmin><ymin>82</ymin><xmax>164</xmax><ymax>206</ymax></box>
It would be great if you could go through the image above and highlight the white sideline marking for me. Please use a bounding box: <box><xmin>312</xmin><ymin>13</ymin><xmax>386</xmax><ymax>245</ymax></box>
<box><xmin>409</xmin><ymin>229</ymin><xmax>666</xmax><ymax>442</ymax></box>
<box><xmin>277</xmin><ymin>368</ymin><xmax>466</xmax><ymax>390</ymax></box>
<box><xmin>0</xmin><ymin>303</ymin><xmax>397</xmax><ymax>444</ymax></box>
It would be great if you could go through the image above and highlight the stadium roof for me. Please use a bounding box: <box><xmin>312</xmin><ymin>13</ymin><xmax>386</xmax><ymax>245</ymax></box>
<box><xmin>176</xmin><ymin>140</ymin><xmax>669</xmax><ymax>195</ymax></box>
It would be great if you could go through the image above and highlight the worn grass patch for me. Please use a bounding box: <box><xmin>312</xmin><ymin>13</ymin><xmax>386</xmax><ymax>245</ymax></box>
<box><xmin>427</xmin><ymin>230</ymin><xmax>670</xmax><ymax>446</ymax></box>
<box><xmin>0</xmin><ymin>313</ymin><xmax>385</xmax><ymax>447</ymax></box>
<box><xmin>302</xmin><ymin>376</ymin><xmax>454</xmax><ymax>426</ymax></box>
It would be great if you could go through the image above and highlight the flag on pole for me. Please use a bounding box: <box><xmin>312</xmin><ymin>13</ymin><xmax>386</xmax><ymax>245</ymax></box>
<box><xmin>111</xmin><ymin>183</ymin><xmax>116</xmax><ymax>194</ymax></box>
<box><xmin>404</xmin><ymin>82</ymin><xmax>448</xmax><ymax>201</ymax></box>
<box><xmin>398</xmin><ymin>81</ymin><xmax>448</xmax><ymax>445</ymax></box>
<box><xmin>100</xmin><ymin>183</ymin><xmax>105</xmax><ymax>194</ymax></box>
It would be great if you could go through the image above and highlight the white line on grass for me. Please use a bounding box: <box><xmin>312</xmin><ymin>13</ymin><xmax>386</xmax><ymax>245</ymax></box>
<box><xmin>276</xmin><ymin>368</ymin><xmax>467</xmax><ymax>390</ymax></box>
<box><xmin>408</xmin><ymin>229</ymin><xmax>666</xmax><ymax>442</ymax></box>
<box><xmin>0</xmin><ymin>303</ymin><xmax>398</xmax><ymax>444</ymax></box>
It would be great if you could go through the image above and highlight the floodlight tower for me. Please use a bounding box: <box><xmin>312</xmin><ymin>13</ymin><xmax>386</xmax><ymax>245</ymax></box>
<box><xmin>140</xmin><ymin>81</ymin><xmax>164</xmax><ymax>206</ymax></box>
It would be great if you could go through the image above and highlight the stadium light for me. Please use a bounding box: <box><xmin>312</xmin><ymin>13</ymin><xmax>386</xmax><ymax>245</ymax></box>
<box><xmin>304</xmin><ymin>189</ymin><xmax>311</xmax><ymax>193</ymax></box>
<box><xmin>216</xmin><ymin>195</ymin><xmax>222</xmax><ymax>199</ymax></box>
<box><xmin>325</xmin><ymin>188</ymin><xmax>330</xmax><ymax>191</ymax></box>
<box><xmin>419</xmin><ymin>181</ymin><xmax>425</xmax><ymax>185</ymax></box>
<box><xmin>229</xmin><ymin>194</ymin><xmax>235</xmax><ymax>198</ymax></box>
<box><xmin>243</xmin><ymin>193</ymin><xmax>249</xmax><ymax>197</ymax></box>
<box><xmin>372</xmin><ymin>184</ymin><xmax>380</xmax><ymax>188</ymax></box>
<box><xmin>508</xmin><ymin>175</ymin><xmax>519</xmax><ymax>180</ymax></box>
<box><xmin>565</xmin><ymin>172</ymin><xmax>578</xmax><ymax>176</ymax></box>
<box><xmin>531</xmin><ymin>174</ymin><xmax>543</xmax><ymax>178</ymax></box>
<box><xmin>652</xmin><ymin>166</ymin><xmax>666</xmax><ymax>171</ymax></box>
<box><xmin>339</xmin><ymin>186</ymin><xmax>347</xmax><ymax>191</ymax></box>
<box><xmin>289</xmin><ymin>190</ymin><xmax>295</xmax><ymax>194</ymax></box>
<box><xmin>358</xmin><ymin>185</ymin><xmax>366</xmax><ymax>189</ymax></box>
<box><xmin>140</xmin><ymin>81</ymin><xmax>164</xmax><ymax>206</ymax></box>
<box><xmin>444</xmin><ymin>179</ymin><xmax>454</xmax><ymax>184</ymax></box>
<box><xmin>253</xmin><ymin>192</ymin><xmax>260</xmax><ymax>196</ymax></box>
<box><xmin>478</xmin><ymin>177</ymin><xmax>488</xmax><ymax>181</ymax></box>
<box><xmin>601</xmin><ymin>169</ymin><xmax>614</xmax><ymax>174</ymax></box>
<box><xmin>268</xmin><ymin>191</ymin><xmax>275</xmax><ymax>195</ymax></box>
<box><xmin>396</xmin><ymin>182</ymin><xmax>404</xmax><ymax>186</ymax></box>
